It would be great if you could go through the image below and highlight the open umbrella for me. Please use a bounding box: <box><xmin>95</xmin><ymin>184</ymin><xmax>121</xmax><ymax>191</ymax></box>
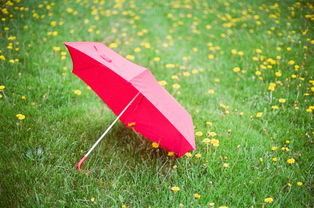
<box><xmin>64</xmin><ymin>42</ymin><xmax>195</xmax><ymax>171</ymax></box>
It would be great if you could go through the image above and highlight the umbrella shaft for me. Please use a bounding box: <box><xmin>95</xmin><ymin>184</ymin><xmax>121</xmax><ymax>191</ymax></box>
<box><xmin>85</xmin><ymin>92</ymin><xmax>140</xmax><ymax>157</ymax></box>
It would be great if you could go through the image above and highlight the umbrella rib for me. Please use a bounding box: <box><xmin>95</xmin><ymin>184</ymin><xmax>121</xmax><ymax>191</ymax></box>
<box><xmin>77</xmin><ymin>92</ymin><xmax>140</xmax><ymax>171</ymax></box>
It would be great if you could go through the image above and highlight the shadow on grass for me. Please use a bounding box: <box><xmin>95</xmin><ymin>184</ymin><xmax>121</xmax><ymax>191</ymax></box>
<box><xmin>74</xmin><ymin>120</ymin><xmax>177</xmax><ymax>175</ymax></box>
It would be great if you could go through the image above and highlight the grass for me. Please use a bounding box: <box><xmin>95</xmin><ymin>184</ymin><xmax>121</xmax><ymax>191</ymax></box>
<box><xmin>0</xmin><ymin>0</ymin><xmax>313</xmax><ymax>207</ymax></box>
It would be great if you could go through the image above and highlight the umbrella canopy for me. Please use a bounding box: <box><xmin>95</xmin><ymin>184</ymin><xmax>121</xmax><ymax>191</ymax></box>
<box><xmin>64</xmin><ymin>42</ymin><xmax>195</xmax><ymax>157</ymax></box>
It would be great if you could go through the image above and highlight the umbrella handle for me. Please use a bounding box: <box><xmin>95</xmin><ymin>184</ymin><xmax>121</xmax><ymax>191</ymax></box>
<box><xmin>76</xmin><ymin>92</ymin><xmax>140</xmax><ymax>172</ymax></box>
<box><xmin>77</xmin><ymin>156</ymin><xmax>87</xmax><ymax>171</ymax></box>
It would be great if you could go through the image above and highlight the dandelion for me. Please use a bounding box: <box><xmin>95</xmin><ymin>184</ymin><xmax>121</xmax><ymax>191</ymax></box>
<box><xmin>259</xmin><ymin>158</ymin><xmax>264</xmax><ymax>162</ymax></box>
<box><xmin>219</xmin><ymin>206</ymin><xmax>229</xmax><ymax>208</ymax></box>
<box><xmin>134</xmin><ymin>47</ymin><xmax>141</xmax><ymax>53</ymax></box>
<box><xmin>0</xmin><ymin>85</ymin><xmax>5</xmax><ymax>90</ymax></box>
<box><xmin>16</xmin><ymin>114</ymin><xmax>26</xmax><ymax>120</ymax></box>
<box><xmin>233</xmin><ymin>67</ymin><xmax>240</xmax><ymax>72</ymax></box>
<box><xmin>272</xmin><ymin>105</ymin><xmax>279</xmax><ymax>110</ymax></box>
<box><xmin>208</xmin><ymin>89</ymin><xmax>215</xmax><ymax>94</ymax></box>
<box><xmin>66</xmin><ymin>8</ymin><xmax>73</xmax><ymax>13</ymax></box>
<box><xmin>208</xmin><ymin>54</ymin><xmax>214</xmax><ymax>59</ymax></box>
<box><xmin>268</xmin><ymin>83</ymin><xmax>276</xmax><ymax>91</ymax></box>
<box><xmin>279</xmin><ymin>98</ymin><xmax>286</xmax><ymax>103</ymax></box>
<box><xmin>126</xmin><ymin>55</ymin><xmax>135</xmax><ymax>60</ymax></box>
<box><xmin>172</xmin><ymin>84</ymin><xmax>180</xmax><ymax>89</ymax></box>
<box><xmin>272</xmin><ymin>157</ymin><xmax>278</xmax><ymax>162</ymax></box>
<box><xmin>275</xmin><ymin>71</ymin><xmax>282</xmax><ymax>77</ymax></box>
<box><xmin>231</xmin><ymin>49</ymin><xmax>237</xmax><ymax>54</ymax></box>
<box><xmin>209</xmin><ymin>202</ymin><xmax>215</xmax><ymax>207</ymax></box>
<box><xmin>256</xmin><ymin>112</ymin><xmax>263</xmax><ymax>118</ymax></box>
<box><xmin>195</xmin><ymin>153</ymin><xmax>202</xmax><ymax>158</ymax></box>
<box><xmin>53</xmin><ymin>46</ymin><xmax>60</xmax><ymax>51</ymax></box>
<box><xmin>195</xmin><ymin>131</ymin><xmax>203</xmax><ymax>136</ymax></box>
<box><xmin>297</xmin><ymin>181</ymin><xmax>303</xmax><ymax>186</ymax></box>
<box><xmin>210</xmin><ymin>139</ymin><xmax>219</xmax><ymax>147</ymax></box>
<box><xmin>223</xmin><ymin>163</ymin><xmax>229</xmax><ymax>168</ymax></box>
<box><xmin>288</xmin><ymin>60</ymin><xmax>295</xmax><ymax>65</ymax></box>
<box><xmin>168</xmin><ymin>152</ymin><xmax>174</xmax><ymax>156</ymax></box>
<box><xmin>109</xmin><ymin>43</ymin><xmax>118</xmax><ymax>48</ymax></box>
<box><xmin>171</xmin><ymin>186</ymin><xmax>180</xmax><ymax>192</ymax></box>
<box><xmin>185</xmin><ymin>152</ymin><xmax>192</xmax><ymax>157</ymax></box>
<box><xmin>127</xmin><ymin>122</ymin><xmax>136</xmax><ymax>127</ymax></box>
<box><xmin>202</xmin><ymin>138</ymin><xmax>211</xmax><ymax>143</ymax></box>
<box><xmin>152</xmin><ymin>142</ymin><xmax>159</xmax><ymax>148</ymax></box>
<box><xmin>153</xmin><ymin>57</ymin><xmax>160</xmax><ymax>62</ymax></box>
<box><xmin>264</xmin><ymin>197</ymin><xmax>274</xmax><ymax>203</ymax></box>
<box><xmin>287</xmin><ymin>158</ymin><xmax>295</xmax><ymax>164</ymax></box>
<box><xmin>50</xmin><ymin>21</ymin><xmax>57</xmax><ymax>27</ymax></box>
<box><xmin>158</xmin><ymin>80</ymin><xmax>167</xmax><ymax>86</ymax></box>
<box><xmin>194</xmin><ymin>193</ymin><xmax>201</xmax><ymax>199</ymax></box>
<box><xmin>74</xmin><ymin>90</ymin><xmax>81</xmax><ymax>95</ymax></box>
<box><xmin>90</xmin><ymin>197</ymin><xmax>95</xmax><ymax>202</ymax></box>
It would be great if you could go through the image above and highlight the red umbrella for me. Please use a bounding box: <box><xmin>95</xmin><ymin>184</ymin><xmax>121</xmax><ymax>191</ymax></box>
<box><xmin>64</xmin><ymin>42</ymin><xmax>195</xmax><ymax>171</ymax></box>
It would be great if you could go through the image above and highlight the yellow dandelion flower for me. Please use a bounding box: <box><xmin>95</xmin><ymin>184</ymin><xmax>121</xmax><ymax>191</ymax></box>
<box><xmin>272</xmin><ymin>105</ymin><xmax>279</xmax><ymax>110</ymax></box>
<box><xmin>171</xmin><ymin>186</ymin><xmax>180</xmax><ymax>192</ymax></box>
<box><xmin>223</xmin><ymin>163</ymin><xmax>229</xmax><ymax>168</ymax></box>
<box><xmin>208</xmin><ymin>89</ymin><xmax>215</xmax><ymax>94</ymax></box>
<box><xmin>194</xmin><ymin>193</ymin><xmax>201</xmax><ymax>199</ymax></box>
<box><xmin>268</xmin><ymin>82</ymin><xmax>276</xmax><ymax>91</ymax></box>
<box><xmin>74</xmin><ymin>90</ymin><xmax>81</xmax><ymax>95</ymax></box>
<box><xmin>126</xmin><ymin>55</ymin><xmax>135</xmax><ymax>60</ymax></box>
<box><xmin>168</xmin><ymin>152</ymin><xmax>174</xmax><ymax>156</ymax></box>
<box><xmin>202</xmin><ymin>138</ymin><xmax>211</xmax><ymax>143</ymax></box>
<box><xmin>233</xmin><ymin>67</ymin><xmax>240</xmax><ymax>72</ymax></box>
<box><xmin>16</xmin><ymin>114</ymin><xmax>26</xmax><ymax>120</ymax></box>
<box><xmin>279</xmin><ymin>98</ymin><xmax>286</xmax><ymax>103</ymax></box>
<box><xmin>210</xmin><ymin>139</ymin><xmax>219</xmax><ymax>147</ymax></box>
<box><xmin>231</xmin><ymin>49</ymin><xmax>237</xmax><ymax>54</ymax></box>
<box><xmin>153</xmin><ymin>57</ymin><xmax>160</xmax><ymax>62</ymax></box>
<box><xmin>109</xmin><ymin>43</ymin><xmax>118</xmax><ymax>48</ymax></box>
<box><xmin>50</xmin><ymin>21</ymin><xmax>57</xmax><ymax>27</ymax></box>
<box><xmin>195</xmin><ymin>131</ymin><xmax>203</xmax><ymax>136</ymax></box>
<box><xmin>0</xmin><ymin>85</ymin><xmax>5</xmax><ymax>90</ymax></box>
<box><xmin>127</xmin><ymin>122</ymin><xmax>136</xmax><ymax>127</ymax></box>
<box><xmin>183</xmin><ymin>72</ymin><xmax>190</xmax><ymax>77</ymax></box>
<box><xmin>158</xmin><ymin>80</ymin><xmax>167</xmax><ymax>86</ymax></box>
<box><xmin>152</xmin><ymin>142</ymin><xmax>159</xmax><ymax>148</ymax></box>
<box><xmin>134</xmin><ymin>47</ymin><xmax>141</xmax><ymax>53</ymax></box>
<box><xmin>272</xmin><ymin>157</ymin><xmax>278</xmax><ymax>162</ymax></box>
<box><xmin>195</xmin><ymin>153</ymin><xmax>202</xmax><ymax>158</ymax></box>
<box><xmin>90</xmin><ymin>197</ymin><xmax>95</xmax><ymax>202</ymax></box>
<box><xmin>288</xmin><ymin>60</ymin><xmax>295</xmax><ymax>65</ymax></box>
<box><xmin>209</xmin><ymin>202</ymin><xmax>215</xmax><ymax>207</ymax></box>
<box><xmin>264</xmin><ymin>197</ymin><xmax>274</xmax><ymax>203</ymax></box>
<box><xmin>208</xmin><ymin>54</ymin><xmax>214</xmax><ymax>59</ymax></box>
<box><xmin>256</xmin><ymin>112</ymin><xmax>263</xmax><ymax>118</ymax></box>
<box><xmin>297</xmin><ymin>181</ymin><xmax>303</xmax><ymax>186</ymax></box>
<box><xmin>172</xmin><ymin>84</ymin><xmax>180</xmax><ymax>89</ymax></box>
<box><xmin>287</xmin><ymin>158</ymin><xmax>295</xmax><ymax>164</ymax></box>
<box><xmin>275</xmin><ymin>71</ymin><xmax>282</xmax><ymax>77</ymax></box>
<box><xmin>185</xmin><ymin>152</ymin><xmax>192</xmax><ymax>157</ymax></box>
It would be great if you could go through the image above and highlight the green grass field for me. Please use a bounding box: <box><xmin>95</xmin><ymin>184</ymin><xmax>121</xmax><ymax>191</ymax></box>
<box><xmin>0</xmin><ymin>0</ymin><xmax>313</xmax><ymax>207</ymax></box>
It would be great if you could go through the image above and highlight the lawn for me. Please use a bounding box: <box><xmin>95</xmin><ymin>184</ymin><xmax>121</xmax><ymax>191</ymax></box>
<box><xmin>0</xmin><ymin>0</ymin><xmax>313</xmax><ymax>207</ymax></box>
